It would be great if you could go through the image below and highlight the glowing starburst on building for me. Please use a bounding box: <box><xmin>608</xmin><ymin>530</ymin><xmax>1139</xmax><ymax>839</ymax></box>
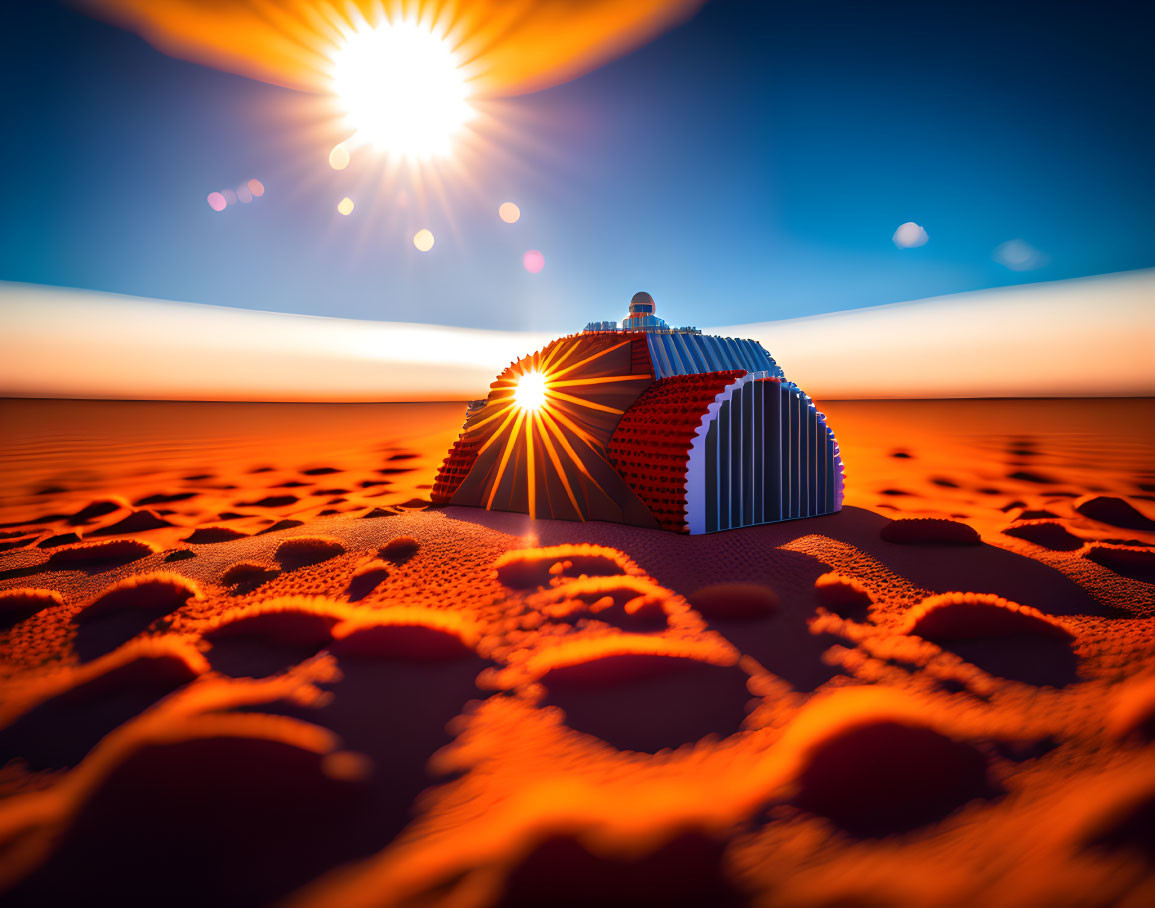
<box><xmin>460</xmin><ymin>337</ymin><xmax>648</xmax><ymax>519</ymax></box>
<box><xmin>513</xmin><ymin>371</ymin><xmax>547</xmax><ymax>410</ymax></box>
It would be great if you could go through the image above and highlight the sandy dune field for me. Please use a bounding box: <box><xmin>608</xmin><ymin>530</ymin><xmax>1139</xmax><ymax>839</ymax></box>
<box><xmin>0</xmin><ymin>397</ymin><xmax>1152</xmax><ymax>907</ymax></box>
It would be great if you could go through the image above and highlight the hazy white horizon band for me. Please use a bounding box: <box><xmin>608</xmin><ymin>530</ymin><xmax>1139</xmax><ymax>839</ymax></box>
<box><xmin>1</xmin><ymin>270</ymin><xmax>1152</xmax><ymax>401</ymax></box>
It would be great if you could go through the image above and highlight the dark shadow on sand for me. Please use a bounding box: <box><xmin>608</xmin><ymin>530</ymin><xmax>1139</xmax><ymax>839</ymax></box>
<box><xmin>6</xmin><ymin>650</ymin><xmax>491</xmax><ymax>908</ymax></box>
<box><xmin>443</xmin><ymin>506</ymin><xmax>1107</xmax><ymax>618</ymax></box>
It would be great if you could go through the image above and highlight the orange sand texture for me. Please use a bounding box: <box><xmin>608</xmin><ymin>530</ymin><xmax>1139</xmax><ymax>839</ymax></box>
<box><xmin>0</xmin><ymin>397</ymin><xmax>1153</xmax><ymax>907</ymax></box>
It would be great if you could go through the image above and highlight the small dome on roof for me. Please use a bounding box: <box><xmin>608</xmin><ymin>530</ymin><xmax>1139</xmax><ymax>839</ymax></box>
<box><xmin>629</xmin><ymin>291</ymin><xmax>655</xmax><ymax>314</ymax></box>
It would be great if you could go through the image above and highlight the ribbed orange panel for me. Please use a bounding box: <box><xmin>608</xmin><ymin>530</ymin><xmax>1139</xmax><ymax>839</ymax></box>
<box><xmin>607</xmin><ymin>371</ymin><xmax>744</xmax><ymax>531</ymax></box>
<box><xmin>430</xmin><ymin>435</ymin><xmax>480</xmax><ymax>504</ymax></box>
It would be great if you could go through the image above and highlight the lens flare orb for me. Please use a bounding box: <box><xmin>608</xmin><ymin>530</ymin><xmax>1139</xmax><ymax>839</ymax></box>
<box><xmin>523</xmin><ymin>250</ymin><xmax>545</xmax><ymax>273</ymax></box>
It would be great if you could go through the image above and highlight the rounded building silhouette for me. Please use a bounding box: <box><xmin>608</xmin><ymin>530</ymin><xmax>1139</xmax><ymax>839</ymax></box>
<box><xmin>432</xmin><ymin>293</ymin><xmax>843</xmax><ymax>533</ymax></box>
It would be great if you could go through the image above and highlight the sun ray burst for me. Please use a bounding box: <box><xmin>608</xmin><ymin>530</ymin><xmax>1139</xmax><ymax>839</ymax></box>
<box><xmin>457</xmin><ymin>335</ymin><xmax>654</xmax><ymax>517</ymax></box>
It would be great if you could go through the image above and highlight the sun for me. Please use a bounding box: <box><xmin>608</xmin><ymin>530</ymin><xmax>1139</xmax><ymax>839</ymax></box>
<box><xmin>332</xmin><ymin>21</ymin><xmax>475</xmax><ymax>159</ymax></box>
<box><xmin>514</xmin><ymin>371</ymin><xmax>548</xmax><ymax>411</ymax></box>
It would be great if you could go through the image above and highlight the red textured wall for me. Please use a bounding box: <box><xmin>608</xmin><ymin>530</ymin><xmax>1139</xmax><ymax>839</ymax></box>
<box><xmin>607</xmin><ymin>371</ymin><xmax>745</xmax><ymax>531</ymax></box>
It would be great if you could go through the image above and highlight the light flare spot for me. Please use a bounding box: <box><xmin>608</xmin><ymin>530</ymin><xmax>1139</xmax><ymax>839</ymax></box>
<box><xmin>332</xmin><ymin>22</ymin><xmax>474</xmax><ymax>159</ymax></box>
<box><xmin>499</xmin><ymin>201</ymin><xmax>521</xmax><ymax>223</ymax></box>
<box><xmin>337</xmin><ymin>197</ymin><xmax>354</xmax><ymax>216</ymax></box>
<box><xmin>328</xmin><ymin>142</ymin><xmax>350</xmax><ymax>170</ymax></box>
<box><xmin>207</xmin><ymin>192</ymin><xmax>226</xmax><ymax>212</ymax></box>
<box><xmin>523</xmin><ymin>249</ymin><xmax>545</xmax><ymax>274</ymax></box>
<box><xmin>236</xmin><ymin>184</ymin><xmax>253</xmax><ymax>204</ymax></box>
<box><xmin>514</xmin><ymin>371</ymin><xmax>548</xmax><ymax>411</ymax></box>
<box><xmin>413</xmin><ymin>229</ymin><xmax>435</xmax><ymax>252</ymax></box>
<box><xmin>247</xmin><ymin>178</ymin><xmax>265</xmax><ymax>197</ymax></box>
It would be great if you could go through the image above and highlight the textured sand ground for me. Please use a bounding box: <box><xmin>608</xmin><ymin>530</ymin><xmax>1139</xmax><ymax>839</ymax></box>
<box><xmin>0</xmin><ymin>397</ymin><xmax>1152</xmax><ymax>907</ymax></box>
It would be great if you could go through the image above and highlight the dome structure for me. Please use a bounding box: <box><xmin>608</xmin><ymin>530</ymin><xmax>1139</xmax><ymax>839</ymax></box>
<box><xmin>629</xmin><ymin>290</ymin><xmax>655</xmax><ymax>311</ymax></box>
<box><xmin>433</xmin><ymin>293</ymin><xmax>843</xmax><ymax>533</ymax></box>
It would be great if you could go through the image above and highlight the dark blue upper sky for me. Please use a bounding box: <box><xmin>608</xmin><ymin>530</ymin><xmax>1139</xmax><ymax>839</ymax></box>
<box><xmin>1</xmin><ymin>0</ymin><xmax>1151</xmax><ymax>332</ymax></box>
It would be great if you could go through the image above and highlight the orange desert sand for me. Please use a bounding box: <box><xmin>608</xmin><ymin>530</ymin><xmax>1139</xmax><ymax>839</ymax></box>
<box><xmin>0</xmin><ymin>397</ymin><xmax>1153</xmax><ymax>907</ymax></box>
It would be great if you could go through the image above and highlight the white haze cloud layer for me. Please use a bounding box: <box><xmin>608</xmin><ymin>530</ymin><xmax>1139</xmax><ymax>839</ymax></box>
<box><xmin>1</xmin><ymin>270</ymin><xmax>1152</xmax><ymax>401</ymax></box>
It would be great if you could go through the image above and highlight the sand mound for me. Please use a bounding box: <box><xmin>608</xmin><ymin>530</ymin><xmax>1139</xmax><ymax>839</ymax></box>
<box><xmin>0</xmin><ymin>588</ymin><xmax>63</xmax><ymax>629</ymax></box>
<box><xmin>903</xmin><ymin>592</ymin><xmax>1071</xmax><ymax>641</ymax></box>
<box><xmin>72</xmin><ymin>574</ymin><xmax>202</xmax><ymax>661</ymax></box>
<box><xmin>36</xmin><ymin>532</ymin><xmax>81</xmax><ymax>549</ymax></box>
<box><xmin>379</xmin><ymin>536</ymin><xmax>419</xmax><ymax>563</ymax></box>
<box><xmin>1077</xmin><ymin>776</ymin><xmax>1155</xmax><ymax>860</ymax></box>
<box><xmin>346</xmin><ymin>560</ymin><xmax>390</xmax><ymax>602</ymax></box>
<box><xmin>540</xmin><ymin>652</ymin><xmax>710</xmax><ymax>688</ymax></box>
<box><xmin>330</xmin><ymin>622</ymin><xmax>476</xmax><ymax>661</ymax></box>
<box><xmin>203</xmin><ymin>599</ymin><xmax>346</xmax><ymax>676</ymax></box>
<box><xmin>1007</xmin><ymin>469</ymin><xmax>1060</xmax><ymax>484</ymax></box>
<box><xmin>1002</xmin><ymin>520</ymin><xmax>1084</xmax><ymax>551</ymax></box>
<box><xmin>1084</xmin><ymin>543</ymin><xmax>1155</xmax><ymax>581</ymax></box>
<box><xmin>783</xmin><ymin>690</ymin><xmax>995</xmax><ymax>836</ymax></box>
<box><xmin>77</xmin><ymin>573</ymin><xmax>202</xmax><ymax>623</ymax></box>
<box><xmin>359</xmin><ymin>507</ymin><xmax>398</xmax><ymax>519</ymax></box>
<box><xmin>67</xmin><ymin>497</ymin><xmax>129</xmax><ymax>526</ymax></box>
<box><xmin>184</xmin><ymin>526</ymin><xmax>249</xmax><ymax>544</ymax></box>
<box><xmin>1007</xmin><ymin>507</ymin><xmax>1061</xmax><ymax>520</ymax></box>
<box><xmin>1107</xmin><ymin>676</ymin><xmax>1155</xmax><ymax>742</ymax></box>
<box><xmin>813</xmin><ymin>572</ymin><xmax>873</xmax><ymax>618</ymax></box>
<box><xmin>56</xmin><ymin>643</ymin><xmax>207</xmax><ymax>702</ymax></box>
<box><xmin>5</xmin><ymin>724</ymin><xmax>367</xmax><ymax>906</ymax></box>
<box><xmin>301</xmin><ymin>466</ymin><xmax>341</xmax><ymax>475</ymax></box>
<box><xmin>220</xmin><ymin>561</ymin><xmax>280</xmax><ymax>593</ymax></box>
<box><xmin>89</xmin><ymin>510</ymin><xmax>173</xmax><ymax>536</ymax></box>
<box><xmin>539</xmin><ymin>652</ymin><xmax>753</xmax><ymax>753</ymax></box>
<box><xmin>880</xmin><ymin>518</ymin><xmax>981</xmax><ymax>545</ymax></box>
<box><xmin>794</xmin><ymin>717</ymin><xmax>993</xmax><ymax>834</ymax></box>
<box><xmin>274</xmin><ymin>536</ymin><xmax>346</xmax><ymax>570</ymax></box>
<box><xmin>328</xmin><ymin>607</ymin><xmax>479</xmax><ymax>660</ymax></box>
<box><xmin>528</xmin><ymin>575</ymin><xmax>674</xmax><ymax>628</ymax></box>
<box><xmin>903</xmin><ymin>593</ymin><xmax>1078</xmax><ymax>686</ymax></box>
<box><xmin>241</xmin><ymin>495</ymin><xmax>300</xmax><ymax>508</ymax></box>
<box><xmin>45</xmin><ymin>538</ymin><xmax>159</xmax><ymax>571</ymax></box>
<box><xmin>687</xmin><ymin>582</ymin><xmax>780</xmax><ymax>620</ymax></box>
<box><xmin>204</xmin><ymin>600</ymin><xmax>340</xmax><ymax>645</ymax></box>
<box><xmin>134</xmin><ymin>491</ymin><xmax>197</xmax><ymax>505</ymax></box>
<box><xmin>1075</xmin><ymin>495</ymin><xmax>1155</xmax><ymax>530</ymax></box>
<box><xmin>0</xmin><ymin>642</ymin><xmax>206</xmax><ymax>771</ymax></box>
<box><xmin>257</xmin><ymin>518</ymin><xmax>304</xmax><ymax>535</ymax></box>
<box><xmin>0</xmin><ymin>533</ymin><xmax>41</xmax><ymax>554</ymax></box>
<box><xmin>495</xmin><ymin>545</ymin><xmax>629</xmax><ymax>589</ymax></box>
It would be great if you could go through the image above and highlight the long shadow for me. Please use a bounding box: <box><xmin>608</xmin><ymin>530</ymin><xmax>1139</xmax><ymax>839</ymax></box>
<box><xmin>938</xmin><ymin>636</ymin><xmax>1080</xmax><ymax>687</ymax></box>
<box><xmin>6</xmin><ymin>650</ymin><xmax>490</xmax><ymax>908</ymax></box>
<box><xmin>444</xmin><ymin>506</ymin><xmax>1107</xmax><ymax>618</ymax></box>
<box><xmin>497</xmin><ymin>829</ymin><xmax>744</xmax><ymax>907</ymax></box>
<box><xmin>709</xmin><ymin>615</ymin><xmax>843</xmax><ymax>692</ymax></box>
<box><xmin>0</xmin><ymin>662</ymin><xmax>195</xmax><ymax>771</ymax></box>
<box><xmin>73</xmin><ymin>610</ymin><xmax>170</xmax><ymax>663</ymax></box>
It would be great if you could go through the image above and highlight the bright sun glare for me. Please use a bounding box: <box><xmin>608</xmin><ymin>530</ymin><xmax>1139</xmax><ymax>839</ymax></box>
<box><xmin>333</xmin><ymin>22</ymin><xmax>474</xmax><ymax>159</ymax></box>
<box><xmin>514</xmin><ymin>371</ymin><xmax>548</xmax><ymax>411</ymax></box>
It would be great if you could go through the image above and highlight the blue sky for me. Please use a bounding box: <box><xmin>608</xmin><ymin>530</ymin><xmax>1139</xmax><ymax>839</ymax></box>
<box><xmin>1</xmin><ymin>0</ymin><xmax>1151</xmax><ymax>332</ymax></box>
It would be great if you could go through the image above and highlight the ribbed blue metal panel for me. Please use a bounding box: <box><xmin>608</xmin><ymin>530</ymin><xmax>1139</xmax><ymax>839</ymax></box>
<box><xmin>645</xmin><ymin>333</ymin><xmax>783</xmax><ymax>379</ymax></box>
